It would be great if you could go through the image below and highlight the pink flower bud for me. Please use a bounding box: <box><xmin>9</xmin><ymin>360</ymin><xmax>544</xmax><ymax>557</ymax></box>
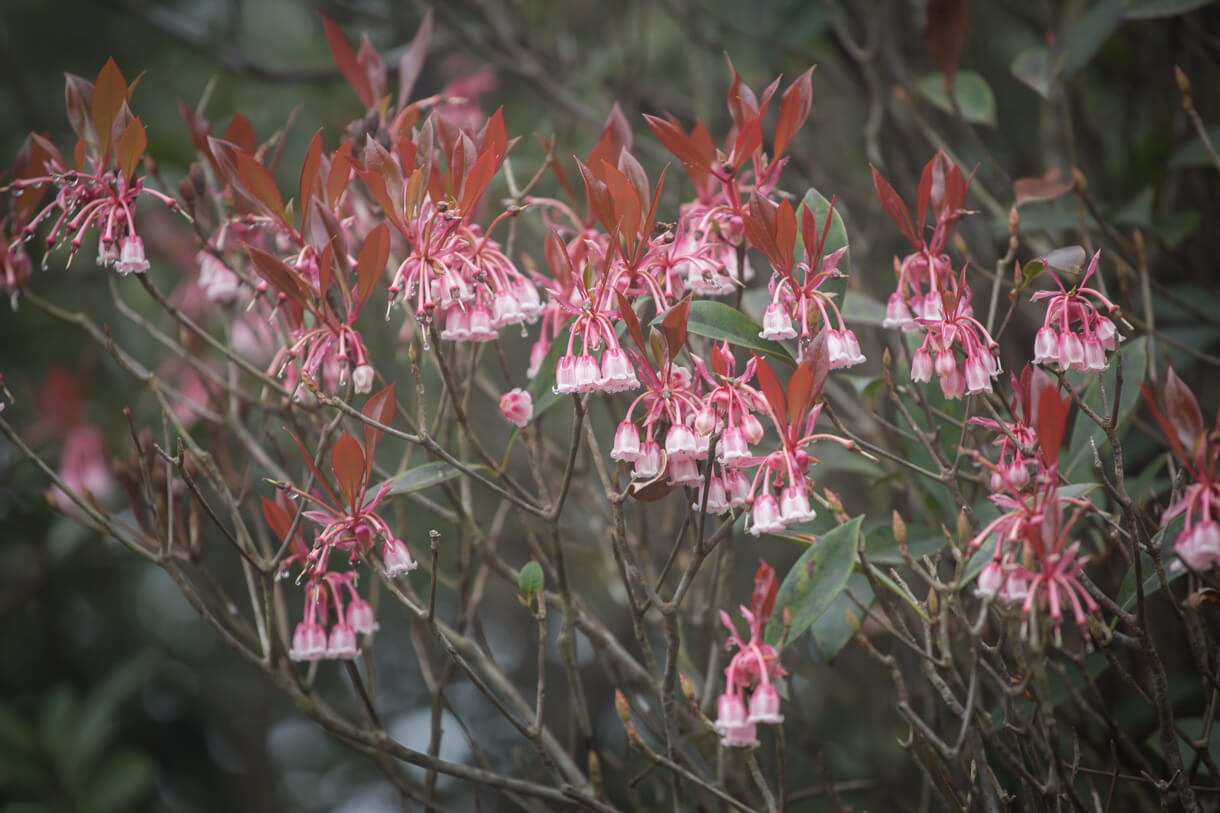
<box><xmin>611</xmin><ymin>421</ymin><xmax>641</xmax><ymax>461</ymax></box>
<box><xmin>747</xmin><ymin>684</ymin><xmax>783</xmax><ymax>724</ymax></box>
<box><xmin>741</xmin><ymin>413</ymin><xmax>764</xmax><ymax>445</ymax></box>
<box><xmin>694</xmin><ymin>405</ymin><xmax>718</xmax><ymax>436</ymax></box>
<box><xmin>352</xmin><ymin>364</ymin><xmax>375</xmax><ymax>394</ymax></box>
<box><xmin>499</xmin><ymin>388</ymin><xmax>533</xmax><ymax>427</ymax></box>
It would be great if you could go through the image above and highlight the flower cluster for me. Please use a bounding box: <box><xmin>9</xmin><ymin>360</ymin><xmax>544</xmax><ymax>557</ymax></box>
<box><xmin>1143</xmin><ymin>368</ymin><xmax>1220</xmax><ymax>571</ymax></box>
<box><xmin>970</xmin><ymin>382</ymin><xmax>1100</xmax><ymax>639</ymax></box>
<box><xmin>873</xmin><ymin>154</ymin><xmax>1000</xmax><ymax>398</ymax></box>
<box><xmin>265</xmin><ymin>386</ymin><xmax>414</xmax><ymax>662</ymax></box>
<box><xmin>7</xmin><ymin>61</ymin><xmax>176</xmax><ymax>285</ymax></box>
<box><xmin>715</xmin><ymin>562</ymin><xmax>787</xmax><ymax>747</ymax></box>
<box><xmin>1031</xmin><ymin>249</ymin><xmax>1122</xmax><ymax>372</ymax></box>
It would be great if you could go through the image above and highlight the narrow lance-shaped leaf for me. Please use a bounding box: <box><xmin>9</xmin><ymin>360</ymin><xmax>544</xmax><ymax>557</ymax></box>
<box><xmin>319</xmin><ymin>14</ymin><xmax>375</xmax><ymax>109</ymax></box>
<box><xmin>661</xmin><ymin>294</ymin><xmax>691</xmax><ymax>360</ymax></box>
<box><xmin>299</xmin><ymin>130</ymin><xmax>324</xmax><ymax>221</ymax></box>
<box><xmin>751</xmin><ymin>560</ymin><xmax>778</xmax><ymax>625</ymax></box>
<box><xmin>261</xmin><ymin>496</ymin><xmax>293</xmax><ymax>543</ymax></box>
<box><xmin>773</xmin><ymin>66</ymin><xmax>814</xmax><ymax>159</ymax></box>
<box><xmin>1037</xmin><ymin>386</ymin><xmax>1071</xmax><ymax>466</ymax></box>
<box><xmin>283</xmin><ymin>429</ymin><xmax>342</xmax><ymax>508</ymax></box>
<box><xmin>91</xmin><ymin>58</ymin><xmax>127</xmax><ymax>159</ymax></box>
<box><xmin>923</xmin><ymin>0</ymin><xmax>968</xmax><ymax>87</ymax></box>
<box><xmin>331</xmin><ymin>433</ymin><xmax>365</xmax><ymax>508</ymax></box>
<box><xmin>361</xmin><ymin>383</ymin><xmax>397</xmax><ymax>480</ymax></box>
<box><xmin>615</xmin><ymin>291</ymin><xmax>648</xmax><ymax>356</ymax></box>
<box><xmin>753</xmin><ymin>354</ymin><xmax>788</xmax><ymax>430</ymax></box>
<box><xmin>356</xmin><ymin>222</ymin><xmax>390</xmax><ymax>308</ymax></box>
<box><xmin>1163</xmin><ymin>366</ymin><xmax>1205</xmax><ymax>456</ymax></box>
<box><xmin>236</xmin><ymin>152</ymin><xmax>286</xmax><ymax>222</ymax></box>
<box><xmin>870</xmin><ymin>165</ymin><xmax>917</xmax><ymax>246</ymax></box>
<box><xmin>397</xmin><ymin>10</ymin><xmax>433</xmax><ymax>109</ymax></box>
<box><xmin>117</xmin><ymin>118</ymin><xmax>146</xmax><ymax>181</ymax></box>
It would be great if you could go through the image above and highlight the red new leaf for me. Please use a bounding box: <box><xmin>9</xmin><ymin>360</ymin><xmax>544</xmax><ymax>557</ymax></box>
<box><xmin>753</xmin><ymin>354</ymin><xmax>788</xmax><ymax>431</ymax></box>
<box><xmin>320</xmin><ymin>14</ymin><xmax>375</xmax><ymax>109</ymax></box>
<box><xmin>91</xmin><ymin>58</ymin><xmax>127</xmax><ymax>159</ymax></box>
<box><xmin>261</xmin><ymin>496</ymin><xmax>293</xmax><ymax>543</ymax></box>
<box><xmin>924</xmin><ymin>0</ymin><xmax>968</xmax><ymax>87</ymax></box>
<box><xmin>1163</xmin><ymin>367</ymin><xmax>1205</xmax><ymax>456</ymax></box>
<box><xmin>362</xmin><ymin>383</ymin><xmax>397</xmax><ymax>480</ymax></box>
<box><xmin>117</xmin><ymin>118</ymin><xmax>146</xmax><ymax>181</ymax></box>
<box><xmin>615</xmin><ymin>291</ymin><xmax>648</xmax><ymax>357</ymax></box>
<box><xmin>236</xmin><ymin>152</ymin><xmax>286</xmax><ymax>222</ymax></box>
<box><xmin>661</xmin><ymin>294</ymin><xmax>691</xmax><ymax>360</ymax></box>
<box><xmin>1036</xmin><ymin>386</ymin><xmax>1071</xmax><ymax>467</ymax></box>
<box><xmin>246</xmin><ymin>246</ymin><xmax>310</xmax><ymax>308</ymax></box>
<box><xmin>299</xmin><ymin>130</ymin><xmax>323</xmax><ymax>220</ymax></box>
<box><xmin>331</xmin><ymin>433</ymin><xmax>366</xmax><ymax>508</ymax></box>
<box><xmin>773</xmin><ymin>66</ymin><xmax>815</xmax><ymax>159</ymax></box>
<box><xmin>751</xmin><ymin>560</ymin><xmax>778</xmax><ymax>626</ymax></box>
<box><xmin>871</xmin><ymin>164</ymin><xmax>917</xmax><ymax>246</ymax></box>
<box><xmin>356</xmin><ymin>222</ymin><xmax>390</xmax><ymax>308</ymax></box>
<box><xmin>397</xmin><ymin>10</ymin><xmax>433</xmax><ymax>109</ymax></box>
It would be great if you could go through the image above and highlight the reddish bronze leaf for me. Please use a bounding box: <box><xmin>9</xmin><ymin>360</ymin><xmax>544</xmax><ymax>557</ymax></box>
<box><xmin>774</xmin><ymin>66</ymin><xmax>815</xmax><ymax>159</ymax></box>
<box><xmin>924</xmin><ymin>0</ymin><xmax>968</xmax><ymax>87</ymax></box>
<box><xmin>117</xmin><ymin>118</ymin><xmax>146</xmax><ymax>181</ymax></box>
<box><xmin>356</xmin><ymin>222</ymin><xmax>390</xmax><ymax>308</ymax></box>
<box><xmin>331</xmin><ymin>432</ymin><xmax>366</xmax><ymax>508</ymax></box>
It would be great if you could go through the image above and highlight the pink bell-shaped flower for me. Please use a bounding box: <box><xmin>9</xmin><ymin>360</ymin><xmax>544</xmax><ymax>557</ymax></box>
<box><xmin>383</xmin><ymin>538</ymin><xmax>417</xmax><ymax>577</ymax></box>
<box><xmin>347</xmin><ymin>597</ymin><xmax>379</xmax><ymax>635</ymax></box>
<box><xmin>611</xmin><ymin>421</ymin><xmax>641</xmax><ymax>461</ymax></box>
<box><xmin>749</xmin><ymin>494</ymin><xmax>786</xmax><ymax>536</ymax></box>
<box><xmin>327</xmin><ymin>622</ymin><xmax>359</xmax><ymax>659</ymax></box>
<box><xmin>289</xmin><ymin>622</ymin><xmax>329</xmax><ymax>662</ymax></box>
<box><xmin>747</xmin><ymin>684</ymin><xmax>783</xmax><ymax>724</ymax></box>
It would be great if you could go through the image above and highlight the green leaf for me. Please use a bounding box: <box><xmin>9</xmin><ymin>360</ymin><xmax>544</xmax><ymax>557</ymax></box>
<box><xmin>1116</xmin><ymin>517</ymin><xmax>1188</xmax><ymax>611</ymax></box>
<box><xmin>380</xmin><ymin>461</ymin><xmax>489</xmax><ymax>497</ymax></box>
<box><xmin>518</xmin><ymin>560</ymin><xmax>544</xmax><ymax>601</ymax></box>
<box><xmin>807</xmin><ymin>571</ymin><xmax>873</xmax><ymax>663</ymax></box>
<box><xmin>764</xmin><ymin>516</ymin><xmax>862</xmax><ymax>648</ymax></box>
<box><xmin>1011</xmin><ymin>48</ymin><xmax>1056</xmax><ymax>98</ymax></box>
<box><xmin>81</xmin><ymin>751</ymin><xmax>155</xmax><ymax>813</ymax></box>
<box><xmin>673</xmin><ymin>300</ymin><xmax>795</xmax><ymax>366</ymax></box>
<box><xmin>914</xmin><ymin>71</ymin><xmax>997</xmax><ymax>126</ymax></box>
<box><xmin>1124</xmin><ymin>0</ymin><xmax>1214</xmax><ymax>18</ymax></box>
<box><xmin>1171</xmin><ymin>126</ymin><xmax>1220</xmax><ymax>167</ymax></box>
<box><xmin>1062</xmin><ymin>0</ymin><xmax>1123</xmax><ymax>75</ymax></box>
<box><xmin>40</xmin><ymin>686</ymin><xmax>77</xmax><ymax>760</ymax></box>
<box><xmin>796</xmin><ymin>188</ymin><xmax>851</xmax><ymax>279</ymax></box>
<box><xmin>840</xmin><ymin>292</ymin><xmax>887</xmax><ymax>326</ymax></box>
<box><xmin>65</xmin><ymin>654</ymin><xmax>159</xmax><ymax>781</ymax></box>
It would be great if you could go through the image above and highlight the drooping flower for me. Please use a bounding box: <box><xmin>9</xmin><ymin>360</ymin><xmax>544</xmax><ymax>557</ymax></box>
<box><xmin>1030</xmin><ymin>249</ymin><xmax>1122</xmax><ymax>372</ymax></box>
<box><xmin>714</xmin><ymin>561</ymin><xmax>787</xmax><ymax>747</ymax></box>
